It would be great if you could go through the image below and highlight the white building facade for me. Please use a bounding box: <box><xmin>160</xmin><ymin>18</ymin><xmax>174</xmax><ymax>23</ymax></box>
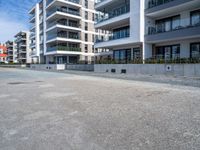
<box><xmin>144</xmin><ymin>0</ymin><xmax>200</xmax><ymax>62</ymax></box>
<box><xmin>29</xmin><ymin>0</ymin><xmax>98</xmax><ymax>64</ymax></box>
<box><xmin>29</xmin><ymin>1</ymin><xmax>45</xmax><ymax>64</ymax></box>
<box><xmin>15</xmin><ymin>31</ymin><xmax>31</xmax><ymax>64</ymax></box>
<box><xmin>5</xmin><ymin>41</ymin><xmax>18</xmax><ymax>63</ymax></box>
<box><xmin>94</xmin><ymin>0</ymin><xmax>200</xmax><ymax>64</ymax></box>
<box><xmin>94</xmin><ymin>0</ymin><xmax>145</xmax><ymax>63</ymax></box>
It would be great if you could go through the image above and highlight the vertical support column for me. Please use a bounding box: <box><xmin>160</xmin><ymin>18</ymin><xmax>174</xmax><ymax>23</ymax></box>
<box><xmin>35</xmin><ymin>3</ymin><xmax>40</xmax><ymax>62</ymax></box>
<box><xmin>67</xmin><ymin>55</ymin><xmax>69</xmax><ymax>64</ymax></box>
<box><xmin>43</xmin><ymin>0</ymin><xmax>47</xmax><ymax>61</ymax></box>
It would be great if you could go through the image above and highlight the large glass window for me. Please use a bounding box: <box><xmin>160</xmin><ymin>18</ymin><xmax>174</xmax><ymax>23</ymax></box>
<box><xmin>155</xmin><ymin>44</ymin><xmax>180</xmax><ymax>60</ymax></box>
<box><xmin>133</xmin><ymin>48</ymin><xmax>141</xmax><ymax>59</ymax></box>
<box><xmin>156</xmin><ymin>15</ymin><xmax>180</xmax><ymax>33</ymax></box>
<box><xmin>191</xmin><ymin>43</ymin><xmax>200</xmax><ymax>58</ymax></box>
<box><xmin>172</xmin><ymin>16</ymin><xmax>181</xmax><ymax>30</ymax></box>
<box><xmin>113</xmin><ymin>49</ymin><xmax>131</xmax><ymax>64</ymax></box>
<box><xmin>172</xmin><ymin>45</ymin><xmax>180</xmax><ymax>59</ymax></box>
<box><xmin>113</xmin><ymin>26</ymin><xmax>130</xmax><ymax>40</ymax></box>
<box><xmin>191</xmin><ymin>10</ymin><xmax>200</xmax><ymax>26</ymax></box>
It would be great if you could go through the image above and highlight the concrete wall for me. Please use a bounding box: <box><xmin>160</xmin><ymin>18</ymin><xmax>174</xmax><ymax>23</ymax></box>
<box><xmin>94</xmin><ymin>64</ymin><xmax>200</xmax><ymax>77</ymax></box>
<box><xmin>30</xmin><ymin>64</ymin><xmax>65</xmax><ymax>70</ymax></box>
<box><xmin>0</xmin><ymin>65</ymin><xmax>26</xmax><ymax>68</ymax></box>
<box><xmin>66</xmin><ymin>64</ymin><xmax>94</xmax><ymax>71</ymax></box>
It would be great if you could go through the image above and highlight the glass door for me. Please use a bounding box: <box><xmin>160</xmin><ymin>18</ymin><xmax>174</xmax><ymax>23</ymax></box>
<box><xmin>172</xmin><ymin>45</ymin><xmax>180</xmax><ymax>59</ymax></box>
<box><xmin>165</xmin><ymin>46</ymin><xmax>171</xmax><ymax>61</ymax></box>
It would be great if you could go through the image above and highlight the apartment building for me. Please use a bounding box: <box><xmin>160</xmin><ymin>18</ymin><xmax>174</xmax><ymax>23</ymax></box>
<box><xmin>5</xmin><ymin>41</ymin><xmax>18</xmax><ymax>63</ymax></box>
<box><xmin>15</xmin><ymin>31</ymin><xmax>31</xmax><ymax>64</ymax></box>
<box><xmin>144</xmin><ymin>0</ymin><xmax>200</xmax><ymax>62</ymax></box>
<box><xmin>94</xmin><ymin>0</ymin><xmax>145</xmax><ymax>63</ymax></box>
<box><xmin>94</xmin><ymin>0</ymin><xmax>200</xmax><ymax>64</ymax></box>
<box><xmin>29</xmin><ymin>0</ymin><xmax>97</xmax><ymax>64</ymax></box>
<box><xmin>0</xmin><ymin>44</ymin><xmax>7</xmax><ymax>63</ymax></box>
<box><xmin>29</xmin><ymin>1</ymin><xmax>45</xmax><ymax>64</ymax></box>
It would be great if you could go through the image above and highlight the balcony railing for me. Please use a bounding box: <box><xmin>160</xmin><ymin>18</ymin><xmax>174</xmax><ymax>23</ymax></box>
<box><xmin>47</xmin><ymin>0</ymin><xmax>80</xmax><ymax>6</ymax></box>
<box><xmin>96</xmin><ymin>32</ymin><xmax>130</xmax><ymax>43</ymax></box>
<box><xmin>47</xmin><ymin>20</ymin><xmax>80</xmax><ymax>29</ymax></box>
<box><xmin>29</xmin><ymin>14</ymin><xmax>35</xmax><ymax>20</ymax></box>
<box><xmin>147</xmin><ymin>0</ymin><xmax>174</xmax><ymax>9</ymax></box>
<box><xmin>95</xmin><ymin>0</ymin><xmax>105</xmax><ymax>4</ymax></box>
<box><xmin>147</xmin><ymin>20</ymin><xmax>200</xmax><ymax>35</ymax></box>
<box><xmin>47</xmin><ymin>7</ymin><xmax>80</xmax><ymax>18</ymax></box>
<box><xmin>30</xmin><ymin>51</ymin><xmax>37</xmax><ymax>56</ymax></box>
<box><xmin>47</xmin><ymin>33</ymin><xmax>80</xmax><ymax>41</ymax></box>
<box><xmin>96</xmin><ymin>4</ymin><xmax>130</xmax><ymax>23</ymax></box>
<box><xmin>47</xmin><ymin>46</ymin><xmax>81</xmax><ymax>52</ymax></box>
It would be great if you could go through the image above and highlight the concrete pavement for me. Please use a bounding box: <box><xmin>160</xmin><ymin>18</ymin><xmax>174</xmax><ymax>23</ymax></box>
<box><xmin>0</xmin><ymin>68</ymin><xmax>200</xmax><ymax>150</ymax></box>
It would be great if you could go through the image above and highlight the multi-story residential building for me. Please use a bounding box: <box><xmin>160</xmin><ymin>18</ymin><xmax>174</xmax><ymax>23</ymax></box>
<box><xmin>29</xmin><ymin>0</ymin><xmax>98</xmax><ymax>64</ymax></box>
<box><xmin>29</xmin><ymin>1</ymin><xmax>45</xmax><ymax>64</ymax></box>
<box><xmin>144</xmin><ymin>0</ymin><xmax>200</xmax><ymax>62</ymax></box>
<box><xmin>94</xmin><ymin>0</ymin><xmax>200</xmax><ymax>64</ymax></box>
<box><xmin>94</xmin><ymin>0</ymin><xmax>145</xmax><ymax>63</ymax></box>
<box><xmin>15</xmin><ymin>31</ymin><xmax>31</xmax><ymax>64</ymax></box>
<box><xmin>5</xmin><ymin>41</ymin><xmax>18</xmax><ymax>63</ymax></box>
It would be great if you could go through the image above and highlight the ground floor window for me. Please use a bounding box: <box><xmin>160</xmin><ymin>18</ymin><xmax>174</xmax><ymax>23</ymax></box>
<box><xmin>133</xmin><ymin>48</ymin><xmax>141</xmax><ymax>59</ymax></box>
<box><xmin>190</xmin><ymin>43</ymin><xmax>200</xmax><ymax>58</ymax></box>
<box><xmin>113</xmin><ymin>49</ymin><xmax>131</xmax><ymax>64</ymax></box>
<box><xmin>155</xmin><ymin>44</ymin><xmax>180</xmax><ymax>60</ymax></box>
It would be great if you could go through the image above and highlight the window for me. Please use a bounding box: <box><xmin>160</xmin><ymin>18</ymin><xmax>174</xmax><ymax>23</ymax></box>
<box><xmin>85</xmin><ymin>0</ymin><xmax>88</xmax><ymax>8</ymax></box>
<box><xmin>92</xmin><ymin>13</ymin><xmax>95</xmax><ymax>21</ymax></box>
<box><xmin>113</xmin><ymin>49</ymin><xmax>131</xmax><ymax>64</ymax></box>
<box><xmin>190</xmin><ymin>43</ymin><xmax>200</xmax><ymax>58</ymax></box>
<box><xmin>156</xmin><ymin>15</ymin><xmax>180</xmax><ymax>33</ymax></box>
<box><xmin>133</xmin><ymin>48</ymin><xmax>141</xmax><ymax>59</ymax></box>
<box><xmin>85</xmin><ymin>22</ymin><xmax>88</xmax><ymax>31</ymax></box>
<box><xmin>155</xmin><ymin>44</ymin><xmax>180</xmax><ymax>60</ymax></box>
<box><xmin>191</xmin><ymin>10</ymin><xmax>200</xmax><ymax>26</ymax></box>
<box><xmin>85</xmin><ymin>44</ymin><xmax>88</xmax><ymax>53</ymax></box>
<box><xmin>85</xmin><ymin>34</ymin><xmax>88</xmax><ymax>42</ymax></box>
<box><xmin>85</xmin><ymin>11</ymin><xmax>88</xmax><ymax>20</ymax></box>
<box><xmin>113</xmin><ymin>26</ymin><xmax>130</xmax><ymax>40</ymax></box>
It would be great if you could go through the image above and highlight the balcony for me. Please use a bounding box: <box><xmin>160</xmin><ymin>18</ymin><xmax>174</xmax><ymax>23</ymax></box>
<box><xmin>46</xmin><ymin>7</ymin><xmax>80</xmax><ymax>20</ymax></box>
<box><xmin>96</xmin><ymin>4</ymin><xmax>129</xmax><ymax>23</ymax></box>
<box><xmin>145</xmin><ymin>21</ymin><xmax>200</xmax><ymax>43</ymax></box>
<box><xmin>95</xmin><ymin>30</ymin><xmax>131</xmax><ymax>48</ymax></box>
<box><xmin>147</xmin><ymin>0</ymin><xmax>175</xmax><ymax>9</ymax></box>
<box><xmin>46</xmin><ymin>31</ymin><xmax>81</xmax><ymax>43</ymax></box>
<box><xmin>47</xmin><ymin>20</ymin><xmax>80</xmax><ymax>31</ymax></box>
<box><xmin>29</xmin><ymin>14</ymin><xmax>35</xmax><ymax>21</ymax></box>
<box><xmin>145</xmin><ymin>0</ymin><xmax>199</xmax><ymax>17</ymax></box>
<box><xmin>19</xmin><ymin>50</ymin><xmax>27</xmax><ymax>54</ymax></box>
<box><xmin>96</xmin><ymin>32</ymin><xmax>130</xmax><ymax>43</ymax></box>
<box><xmin>30</xmin><ymin>51</ymin><xmax>37</xmax><ymax>56</ymax></box>
<box><xmin>47</xmin><ymin>46</ymin><xmax>81</xmax><ymax>52</ymax></box>
<box><xmin>47</xmin><ymin>0</ymin><xmax>80</xmax><ymax>7</ymax></box>
<box><xmin>95</xmin><ymin>0</ymin><xmax>116</xmax><ymax>10</ymax></box>
<box><xmin>30</xmin><ymin>43</ymin><xmax>36</xmax><ymax>47</ymax></box>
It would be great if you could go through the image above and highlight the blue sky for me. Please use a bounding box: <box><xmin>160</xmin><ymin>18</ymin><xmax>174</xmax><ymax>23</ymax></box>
<box><xmin>0</xmin><ymin>0</ymin><xmax>40</xmax><ymax>43</ymax></box>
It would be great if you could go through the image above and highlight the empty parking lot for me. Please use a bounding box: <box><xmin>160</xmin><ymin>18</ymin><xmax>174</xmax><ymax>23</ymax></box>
<box><xmin>0</xmin><ymin>68</ymin><xmax>200</xmax><ymax>150</ymax></box>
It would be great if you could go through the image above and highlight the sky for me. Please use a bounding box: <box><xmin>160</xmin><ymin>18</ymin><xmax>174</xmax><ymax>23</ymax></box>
<box><xmin>0</xmin><ymin>0</ymin><xmax>40</xmax><ymax>43</ymax></box>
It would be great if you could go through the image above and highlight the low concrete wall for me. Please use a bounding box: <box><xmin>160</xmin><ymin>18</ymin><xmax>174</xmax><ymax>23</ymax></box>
<box><xmin>66</xmin><ymin>64</ymin><xmax>94</xmax><ymax>71</ymax></box>
<box><xmin>0</xmin><ymin>64</ymin><xmax>26</xmax><ymax>68</ymax></box>
<box><xmin>94</xmin><ymin>64</ymin><xmax>200</xmax><ymax>77</ymax></box>
<box><xmin>30</xmin><ymin>64</ymin><xmax>65</xmax><ymax>71</ymax></box>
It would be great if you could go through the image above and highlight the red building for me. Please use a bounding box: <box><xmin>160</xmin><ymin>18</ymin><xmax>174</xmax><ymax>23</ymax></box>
<box><xmin>0</xmin><ymin>45</ymin><xmax>8</xmax><ymax>63</ymax></box>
